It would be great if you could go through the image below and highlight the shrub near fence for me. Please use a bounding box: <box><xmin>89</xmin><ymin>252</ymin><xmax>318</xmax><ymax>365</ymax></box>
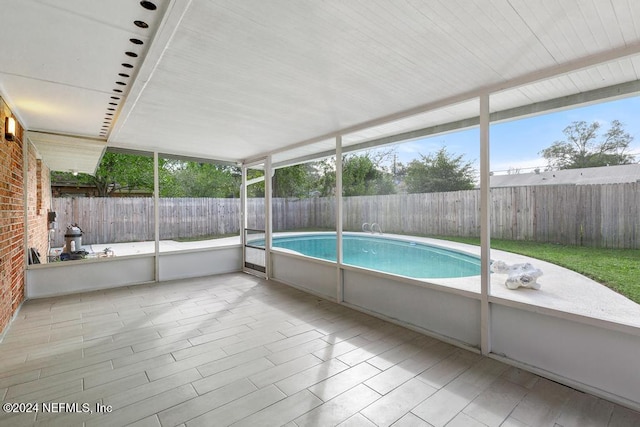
<box><xmin>52</xmin><ymin>183</ymin><xmax>639</xmax><ymax>249</ymax></box>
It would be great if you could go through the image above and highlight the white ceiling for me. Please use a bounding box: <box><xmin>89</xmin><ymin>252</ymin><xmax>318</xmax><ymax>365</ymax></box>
<box><xmin>26</xmin><ymin>131</ymin><xmax>106</xmax><ymax>175</ymax></box>
<box><xmin>2</xmin><ymin>0</ymin><xmax>640</xmax><ymax>172</ymax></box>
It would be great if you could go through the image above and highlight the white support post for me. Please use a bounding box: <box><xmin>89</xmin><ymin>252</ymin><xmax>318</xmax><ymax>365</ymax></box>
<box><xmin>265</xmin><ymin>157</ymin><xmax>273</xmax><ymax>279</ymax></box>
<box><xmin>480</xmin><ymin>94</ymin><xmax>491</xmax><ymax>355</ymax></box>
<box><xmin>154</xmin><ymin>152</ymin><xmax>160</xmax><ymax>281</ymax></box>
<box><xmin>336</xmin><ymin>136</ymin><xmax>344</xmax><ymax>302</ymax></box>
<box><xmin>240</xmin><ymin>165</ymin><xmax>247</xmax><ymax>268</ymax></box>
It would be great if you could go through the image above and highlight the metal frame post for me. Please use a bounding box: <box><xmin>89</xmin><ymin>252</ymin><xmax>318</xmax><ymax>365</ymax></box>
<box><xmin>264</xmin><ymin>156</ymin><xmax>272</xmax><ymax>279</ymax></box>
<box><xmin>480</xmin><ymin>93</ymin><xmax>491</xmax><ymax>355</ymax></box>
<box><xmin>336</xmin><ymin>136</ymin><xmax>343</xmax><ymax>302</ymax></box>
<box><xmin>154</xmin><ymin>152</ymin><xmax>160</xmax><ymax>281</ymax></box>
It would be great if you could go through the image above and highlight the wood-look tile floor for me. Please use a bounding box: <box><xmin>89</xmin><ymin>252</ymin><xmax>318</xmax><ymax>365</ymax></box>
<box><xmin>1</xmin><ymin>273</ymin><xmax>638</xmax><ymax>427</ymax></box>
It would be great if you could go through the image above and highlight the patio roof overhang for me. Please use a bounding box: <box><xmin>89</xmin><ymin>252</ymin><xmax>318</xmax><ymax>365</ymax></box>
<box><xmin>1</xmin><ymin>0</ymin><xmax>640</xmax><ymax>172</ymax></box>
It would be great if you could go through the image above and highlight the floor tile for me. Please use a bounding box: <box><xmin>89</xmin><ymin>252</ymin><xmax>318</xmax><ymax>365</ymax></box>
<box><xmin>390</xmin><ymin>412</ymin><xmax>434</xmax><ymax>426</ymax></box>
<box><xmin>104</xmin><ymin>368</ymin><xmax>202</xmax><ymax>409</ymax></box>
<box><xmin>195</xmin><ymin>346</ymin><xmax>271</xmax><ymax>378</ymax></box>
<box><xmin>508</xmin><ymin>378</ymin><xmax>574</xmax><ymax>426</ymax></box>
<box><xmin>84</xmin><ymin>354</ymin><xmax>173</xmax><ymax>388</ymax></box>
<box><xmin>185</xmin><ymin>385</ymin><xmax>285</xmax><ymax>427</ymax></box>
<box><xmin>7</xmin><ymin>361</ymin><xmax>112</xmax><ymax>399</ymax></box>
<box><xmin>158</xmin><ymin>378</ymin><xmax>257</xmax><ymax>426</ymax></box>
<box><xmin>308</xmin><ymin>361</ymin><xmax>381</xmax><ymax>402</ymax></box>
<box><xmin>446</xmin><ymin>412</ymin><xmax>489</xmax><ymax>427</ymax></box>
<box><xmin>361</xmin><ymin>378</ymin><xmax>437</xmax><ymax>426</ymax></box>
<box><xmin>86</xmin><ymin>384</ymin><xmax>197</xmax><ymax>427</ymax></box>
<box><xmin>127</xmin><ymin>415</ymin><xmax>161</xmax><ymax>427</ymax></box>
<box><xmin>411</xmin><ymin>379</ymin><xmax>483</xmax><ymax>427</ymax></box>
<box><xmin>608</xmin><ymin>404</ymin><xmax>640</xmax><ymax>427</ymax></box>
<box><xmin>231</xmin><ymin>389</ymin><xmax>323</xmax><ymax>427</ymax></box>
<box><xmin>171</xmin><ymin>335</ymin><xmax>238</xmax><ymax>361</ymax></box>
<box><xmin>554</xmin><ymin>391</ymin><xmax>614</xmax><ymax>427</ymax></box>
<box><xmin>248</xmin><ymin>353</ymin><xmax>322</xmax><ymax>389</ymax></box>
<box><xmin>193</xmin><ymin>357</ymin><xmax>274</xmax><ymax>395</ymax></box>
<box><xmin>462</xmin><ymin>378</ymin><xmax>528</xmax><ymax>426</ymax></box>
<box><xmin>294</xmin><ymin>384</ymin><xmax>381</xmax><ymax>427</ymax></box>
<box><xmin>266</xmin><ymin>337</ymin><xmax>330</xmax><ymax>365</ymax></box>
<box><xmin>338</xmin><ymin>413</ymin><xmax>378</xmax><ymax>426</ymax></box>
<box><xmin>367</xmin><ymin>335</ymin><xmax>438</xmax><ymax>371</ymax></box>
<box><xmin>275</xmin><ymin>358</ymin><xmax>350</xmax><ymax>396</ymax></box>
<box><xmin>0</xmin><ymin>273</ymin><xmax>635</xmax><ymax>427</ymax></box>
<box><xmin>417</xmin><ymin>350</ymin><xmax>481</xmax><ymax>390</ymax></box>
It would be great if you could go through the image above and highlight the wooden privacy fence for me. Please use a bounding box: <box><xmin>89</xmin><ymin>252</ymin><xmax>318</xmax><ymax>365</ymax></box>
<box><xmin>341</xmin><ymin>184</ymin><xmax>638</xmax><ymax>248</ymax></box>
<box><xmin>51</xmin><ymin>198</ymin><xmax>241</xmax><ymax>247</ymax></box>
<box><xmin>51</xmin><ymin>183</ymin><xmax>639</xmax><ymax>249</ymax></box>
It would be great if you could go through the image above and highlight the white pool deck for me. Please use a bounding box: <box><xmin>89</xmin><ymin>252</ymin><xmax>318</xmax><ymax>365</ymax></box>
<box><xmin>73</xmin><ymin>233</ymin><xmax>640</xmax><ymax>330</ymax></box>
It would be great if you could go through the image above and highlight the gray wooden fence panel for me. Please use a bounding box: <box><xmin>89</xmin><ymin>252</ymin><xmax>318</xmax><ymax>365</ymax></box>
<box><xmin>51</xmin><ymin>183</ymin><xmax>639</xmax><ymax>249</ymax></box>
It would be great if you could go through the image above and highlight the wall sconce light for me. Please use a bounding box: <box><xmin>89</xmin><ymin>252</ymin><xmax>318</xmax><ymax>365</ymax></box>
<box><xmin>71</xmin><ymin>169</ymin><xmax>78</xmax><ymax>176</ymax></box>
<box><xmin>5</xmin><ymin>116</ymin><xmax>16</xmax><ymax>141</ymax></box>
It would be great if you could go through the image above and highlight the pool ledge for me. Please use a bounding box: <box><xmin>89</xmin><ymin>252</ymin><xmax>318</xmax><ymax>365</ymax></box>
<box><xmin>271</xmin><ymin>231</ymin><xmax>640</xmax><ymax>330</ymax></box>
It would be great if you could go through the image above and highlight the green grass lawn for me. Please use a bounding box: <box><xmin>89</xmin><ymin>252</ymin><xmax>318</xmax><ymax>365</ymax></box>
<box><xmin>174</xmin><ymin>233</ymin><xmax>239</xmax><ymax>242</ymax></box>
<box><xmin>441</xmin><ymin>236</ymin><xmax>640</xmax><ymax>305</ymax></box>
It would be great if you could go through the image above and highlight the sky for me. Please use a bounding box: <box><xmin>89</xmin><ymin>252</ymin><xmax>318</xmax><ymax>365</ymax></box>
<box><xmin>387</xmin><ymin>95</ymin><xmax>640</xmax><ymax>175</ymax></box>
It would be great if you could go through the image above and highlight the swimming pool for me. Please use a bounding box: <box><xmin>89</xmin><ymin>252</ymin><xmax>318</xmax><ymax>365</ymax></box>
<box><xmin>265</xmin><ymin>234</ymin><xmax>480</xmax><ymax>279</ymax></box>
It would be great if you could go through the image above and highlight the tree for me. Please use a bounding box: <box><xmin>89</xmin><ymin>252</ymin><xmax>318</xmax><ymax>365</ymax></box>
<box><xmin>540</xmin><ymin>120</ymin><xmax>635</xmax><ymax>170</ymax></box>
<box><xmin>244</xmin><ymin>164</ymin><xmax>318</xmax><ymax>198</ymax></box>
<box><xmin>404</xmin><ymin>147</ymin><xmax>476</xmax><ymax>193</ymax></box>
<box><xmin>163</xmin><ymin>161</ymin><xmax>240</xmax><ymax>198</ymax></box>
<box><xmin>51</xmin><ymin>153</ymin><xmax>242</xmax><ymax>198</ymax></box>
<box><xmin>317</xmin><ymin>153</ymin><xmax>396</xmax><ymax>197</ymax></box>
<box><xmin>51</xmin><ymin>152</ymin><xmax>156</xmax><ymax>197</ymax></box>
<box><xmin>272</xmin><ymin>164</ymin><xmax>317</xmax><ymax>198</ymax></box>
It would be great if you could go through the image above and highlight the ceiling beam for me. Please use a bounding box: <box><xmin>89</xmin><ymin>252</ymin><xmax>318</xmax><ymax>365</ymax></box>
<box><xmin>255</xmin><ymin>42</ymin><xmax>640</xmax><ymax>166</ymax></box>
<box><xmin>272</xmin><ymin>80</ymin><xmax>640</xmax><ymax>169</ymax></box>
<box><xmin>109</xmin><ymin>0</ymin><xmax>193</xmax><ymax>145</ymax></box>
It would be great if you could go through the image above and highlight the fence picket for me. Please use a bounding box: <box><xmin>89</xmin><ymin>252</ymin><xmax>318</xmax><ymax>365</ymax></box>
<box><xmin>51</xmin><ymin>183</ymin><xmax>639</xmax><ymax>249</ymax></box>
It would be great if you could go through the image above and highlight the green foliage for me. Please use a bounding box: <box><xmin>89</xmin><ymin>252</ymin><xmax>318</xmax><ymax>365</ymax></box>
<box><xmin>250</xmin><ymin>162</ymin><xmax>339</xmax><ymax>198</ymax></box>
<box><xmin>51</xmin><ymin>152</ymin><xmax>155</xmax><ymax>197</ymax></box>
<box><xmin>245</xmin><ymin>168</ymin><xmax>266</xmax><ymax>198</ymax></box>
<box><xmin>272</xmin><ymin>164</ymin><xmax>316</xmax><ymax>198</ymax></box>
<box><xmin>405</xmin><ymin>147</ymin><xmax>476</xmax><ymax>193</ymax></box>
<box><xmin>54</xmin><ymin>148</ymin><xmax>476</xmax><ymax>199</ymax></box>
<box><xmin>51</xmin><ymin>153</ymin><xmax>242</xmax><ymax>198</ymax></box>
<box><xmin>540</xmin><ymin>120</ymin><xmax>635</xmax><ymax>170</ymax></box>
<box><xmin>316</xmin><ymin>158</ymin><xmax>337</xmax><ymax>196</ymax></box>
<box><xmin>342</xmin><ymin>154</ymin><xmax>395</xmax><ymax>196</ymax></box>
<box><xmin>227</xmin><ymin>162</ymin><xmax>330</xmax><ymax>199</ymax></box>
<box><xmin>161</xmin><ymin>160</ymin><xmax>240</xmax><ymax>198</ymax></box>
<box><xmin>317</xmin><ymin>153</ymin><xmax>396</xmax><ymax>197</ymax></box>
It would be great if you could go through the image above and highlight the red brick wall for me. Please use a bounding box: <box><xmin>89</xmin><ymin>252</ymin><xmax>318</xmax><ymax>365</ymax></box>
<box><xmin>1</xmin><ymin>99</ymin><xmax>25</xmax><ymax>333</ymax></box>
<box><xmin>0</xmin><ymin>98</ymin><xmax>50</xmax><ymax>334</ymax></box>
<box><xmin>27</xmin><ymin>145</ymin><xmax>51</xmax><ymax>265</ymax></box>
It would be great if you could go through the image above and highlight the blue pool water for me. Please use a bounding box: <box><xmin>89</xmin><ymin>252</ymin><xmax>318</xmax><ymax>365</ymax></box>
<box><xmin>264</xmin><ymin>234</ymin><xmax>480</xmax><ymax>279</ymax></box>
